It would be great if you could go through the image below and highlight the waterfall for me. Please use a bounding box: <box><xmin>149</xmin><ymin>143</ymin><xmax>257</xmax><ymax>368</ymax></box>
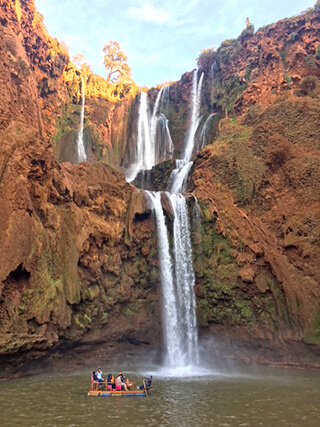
<box><xmin>150</xmin><ymin>86</ymin><xmax>173</xmax><ymax>164</ymax></box>
<box><xmin>147</xmin><ymin>191</ymin><xmax>199</xmax><ymax>367</ymax></box>
<box><xmin>132</xmin><ymin>70</ymin><xmax>205</xmax><ymax>371</ymax></box>
<box><xmin>170</xmin><ymin>192</ymin><xmax>199</xmax><ymax>365</ymax></box>
<box><xmin>77</xmin><ymin>76</ymin><xmax>87</xmax><ymax>163</ymax></box>
<box><xmin>156</xmin><ymin>113</ymin><xmax>174</xmax><ymax>163</ymax></box>
<box><xmin>199</xmin><ymin>113</ymin><xmax>216</xmax><ymax>150</ymax></box>
<box><xmin>146</xmin><ymin>191</ymin><xmax>181</xmax><ymax>366</ymax></box>
<box><xmin>184</xmin><ymin>70</ymin><xmax>204</xmax><ymax>162</ymax></box>
<box><xmin>150</xmin><ymin>88</ymin><xmax>163</xmax><ymax>148</ymax></box>
<box><xmin>168</xmin><ymin>160</ymin><xmax>193</xmax><ymax>193</ymax></box>
<box><xmin>127</xmin><ymin>92</ymin><xmax>153</xmax><ymax>182</ymax></box>
<box><xmin>127</xmin><ymin>88</ymin><xmax>173</xmax><ymax>182</ymax></box>
<box><xmin>169</xmin><ymin>69</ymin><xmax>204</xmax><ymax>194</ymax></box>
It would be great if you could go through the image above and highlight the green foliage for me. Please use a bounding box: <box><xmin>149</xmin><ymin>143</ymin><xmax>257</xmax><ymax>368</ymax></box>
<box><xmin>316</xmin><ymin>43</ymin><xmax>320</xmax><ymax>59</ymax></box>
<box><xmin>213</xmin><ymin>120</ymin><xmax>266</xmax><ymax>205</ymax></box>
<box><xmin>238</xmin><ymin>19</ymin><xmax>255</xmax><ymax>43</ymax></box>
<box><xmin>196</xmin><ymin>47</ymin><xmax>216</xmax><ymax>71</ymax></box>
<box><xmin>279</xmin><ymin>42</ymin><xmax>288</xmax><ymax>66</ymax></box>
<box><xmin>218</xmin><ymin>39</ymin><xmax>240</xmax><ymax>64</ymax></box>
<box><xmin>296</xmin><ymin>75</ymin><xmax>318</xmax><ymax>97</ymax></box>
<box><xmin>289</xmin><ymin>32</ymin><xmax>298</xmax><ymax>42</ymax></box>
<box><xmin>304</xmin><ymin>54</ymin><xmax>317</xmax><ymax>69</ymax></box>
<box><xmin>244</xmin><ymin>65</ymin><xmax>253</xmax><ymax>82</ymax></box>
<box><xmin>13</xmin><ymin>56</ymin><xmax>30</xmax><ymax>78</ymax></box>
<box><xmin>212</xmin><ymin>75</ymin><xmax>247</xmax><ymax>115</ymax></box>
<box><xmin>257</xmin><ymin>23</ymin><xmax>273</xmax><ymax>33</ymax></box>
<box><xmin>284</xmin><ymin>73</ymin><xmax>292</xmax><ymax>88</ymax></box>
<box><xmin>51</xmin><ymin>103</ymin><xmax>80</xmax><ymax>146</ymax></box>
<box><xmin>196</xmin><ymin>208</ymin><xmax>291</xmax><ymax>329</ymax></box>
<box><xmin>5</xmin><ymin>38</ymin><xmax>17</xmax><ymax>56</ymax></box>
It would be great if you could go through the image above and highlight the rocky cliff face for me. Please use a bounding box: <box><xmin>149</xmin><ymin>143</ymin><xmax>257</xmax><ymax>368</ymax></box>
<box><xmin>191</xmin><ymin>95</ymin><xmax>320</xmax><ymax>363</ymax></box>
<box><xmin>0</xmin><ymin>0</ymin><xmax>161</xmax><ymax>374</ymax></box>
<box><xmin>187</xmin><ymin>7</ymin><xmax>320</xmax><ymax>364</ymax></box>
<box><xmin>198</xmin><ymin>7</ymin><xmax>320</xmax><ymax>115</ymax></box>
<box><xmin>0</xmin><ymin>0</ymin><xmax>320</xmax><ymax>373</ymax></box>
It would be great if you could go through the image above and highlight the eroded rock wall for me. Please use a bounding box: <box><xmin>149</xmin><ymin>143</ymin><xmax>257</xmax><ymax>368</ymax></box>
<box><xmin>191</xmin><ymin>94</ymin><xmax>320</xmax><ymax>363</ymax></box>
<box><xmin>0</xmin><ymin>0</ymin><xmax>161</xmax><ymax>373</ymax></box>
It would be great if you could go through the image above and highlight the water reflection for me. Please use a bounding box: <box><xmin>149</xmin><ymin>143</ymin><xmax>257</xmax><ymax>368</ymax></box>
<box><xmin>0</xmin><ymin>365</ymin><xmax>319</xmax><ymax>427</ymax></box>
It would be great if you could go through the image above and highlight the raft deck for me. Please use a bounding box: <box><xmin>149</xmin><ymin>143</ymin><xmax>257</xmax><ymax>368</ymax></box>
<box><xmin>87</xmin><ymin>389</ymin><xmax>147</xmax><ymax>397</ymax></box>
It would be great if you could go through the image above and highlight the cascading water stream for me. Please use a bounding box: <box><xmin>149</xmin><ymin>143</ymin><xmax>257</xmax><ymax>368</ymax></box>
<box><xmin>127</xmin><ymin>88</ymin><xmax>173</xmax><ymax>182</ymax></box>
<box><xmin>130</xmin><ymin>70</ymin><xmax>205</xmax><ymax>371</ymax></box>
<box><xmin>127</xmin><ymin>92</ymin><xmax>153</xmax><ymax>182</ymax></box>
<box><xmin>169</xmin><ymin>160</ymin><xmax>193</xmax><ymax>193</ymax></box>
<box><xmin>147</xmin><ymin>191</ymin><xmax>199</xmax><ymax>367</ymax></box>
<box><xmin>150</xmin><ymin>87</ymin><xmax>174</xmax><ymax>164</ymax></box>
<box><xmin>77</xmin><ymin>76</ymin><xmax>87</xmax><ymax>163</ymax></box>
<box><xmin>170</xmin><ymin>192</ymin><xmax>199</xmax><ymax>365</ymax></box>
<box><xmin>144</xmin><ymin>70</ymin><xmax>204</xmax><ymax>370</ymax></box>
<box><xmin>169</xmin><ymin>69</ymin><xmax>204</xmax><ymax>194</ymax></box>
<box><xmin>146</xmin><ymin>191</ymin><xmax>181</xmax><ymax>366</ymax></box>
<box><xmin>199</xmin><ymin>113</ymin><xmax>216</xmax><ymax>150</ymax></box>
<box><xmin>150</xmin><ymin>87</ymin><xmax>163</xmax><ymax>147</ymax></box>
<box><xmin>184</xmin><ymin>70</ymin><xmax>204</xmax><ymax>162</ymax></box>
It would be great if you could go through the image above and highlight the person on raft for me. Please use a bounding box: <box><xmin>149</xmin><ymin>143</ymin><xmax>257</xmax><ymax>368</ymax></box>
<box><xmin>92</xmin><ymin>371</ymin><xmax>98</xmax><ymax>382</ymax></box>
<box><xmin>107</xmin><ymin>373</ymin><xmax>115</xmax><ymax>389</ymax></box>
<box><xmin>138</xmin><ymin>375</ymin><xmax>153</xmax><ymax>389</ymax></box>
<box><xmin>116</xmin><ymin>372</ymin><xmax>128</xmax><ymax>390</ymax></box>
<box><xmin>96</xmin><ymin>368</ymin><xmax>104</xmax><ymax>383</ymax></box>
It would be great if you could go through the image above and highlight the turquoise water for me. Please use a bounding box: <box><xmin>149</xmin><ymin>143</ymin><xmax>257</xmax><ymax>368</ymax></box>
<box><xmin>0</xmin><ymin>365</ymin><xmax>319</xmax><ymax>426</ymax></box>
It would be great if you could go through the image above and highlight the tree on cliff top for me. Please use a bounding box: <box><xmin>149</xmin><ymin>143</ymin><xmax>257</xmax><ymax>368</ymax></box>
<box><xmin>197</xmin><ymin>47</ymin><xmax>217</xmax><ymax>71</ymax></box>
<box><xmin>103</xmin><ymin>41</ymin><xmax>133</xmax><ymax>83</ymax></box>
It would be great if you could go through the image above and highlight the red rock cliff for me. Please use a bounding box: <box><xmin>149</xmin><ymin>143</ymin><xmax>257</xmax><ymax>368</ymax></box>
<box><xmin>0</xmin><ymin>0</ymin><xmax>160</xmax><ymax>374</ymax></box>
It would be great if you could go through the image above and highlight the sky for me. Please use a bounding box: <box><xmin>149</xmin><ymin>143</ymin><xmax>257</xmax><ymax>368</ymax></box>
<box><xmin>35</xmin><ymin>0</ymin><xmax>315</xmax><ymax>87</ymax></box>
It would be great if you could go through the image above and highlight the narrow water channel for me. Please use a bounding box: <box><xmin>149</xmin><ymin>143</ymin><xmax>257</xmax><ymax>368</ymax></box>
<box><xmin>0</xmin><ymin>365</ymin><xmax>319</xmax><ymax>426</ymax></box>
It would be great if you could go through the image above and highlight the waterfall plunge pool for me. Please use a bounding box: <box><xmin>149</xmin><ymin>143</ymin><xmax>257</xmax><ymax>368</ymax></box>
<box><xmin>0</xmin><ymin>364</ymin><xmax>319</xmax><ymax>427</ymax></box>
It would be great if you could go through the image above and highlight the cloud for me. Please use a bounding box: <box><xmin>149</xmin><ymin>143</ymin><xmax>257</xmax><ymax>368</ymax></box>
<box><xmin>128</xmin><ymin>4</ymin><xmax>170</xmax><ymax>24</ymax></box>
<box><xmin>128</xmin><ymin>0</ymin><xmax>200</xmax><ymax>26</ymax></box>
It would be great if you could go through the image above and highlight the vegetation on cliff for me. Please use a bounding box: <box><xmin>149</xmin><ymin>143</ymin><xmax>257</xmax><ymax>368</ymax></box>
<box><xmin>197</xmin><ymin>2</ymin><xmax>320</xmax><ymax>116</ymax></box>
<box><xmin>192</xmin><ymin>86</ymin><xmax>320</xmax><ymax>346</ymax></box>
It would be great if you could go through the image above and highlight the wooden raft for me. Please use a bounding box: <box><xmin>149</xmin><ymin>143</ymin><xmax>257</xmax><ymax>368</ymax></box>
<box><xmin>87</xmin><ymin>389</ymin><xmax>147</xmax><ymax>397</ymax></box>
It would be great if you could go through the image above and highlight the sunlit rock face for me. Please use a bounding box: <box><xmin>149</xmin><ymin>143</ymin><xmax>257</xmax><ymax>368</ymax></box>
<box><xmin>0</xmin><ymin>0</ymin><xmax>320</xmax><ymax>374</ymax></box>
<box><xmin>0</xmin><ymin>0</ymin><xmax>162</xmax><ymax>373</ymax></box>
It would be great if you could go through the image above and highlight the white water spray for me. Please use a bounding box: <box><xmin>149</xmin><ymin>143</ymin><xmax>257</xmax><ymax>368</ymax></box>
<box><xmin>77</xmin><ymin>76</ymin><xmax>87</xmax><ymax>163</ymax></box>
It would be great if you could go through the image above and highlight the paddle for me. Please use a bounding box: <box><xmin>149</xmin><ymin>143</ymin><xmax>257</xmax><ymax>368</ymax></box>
<box><xmin>143</xmin><ymin>379</ymin><xmax>148</xmax><ymax>397</ymax></box>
